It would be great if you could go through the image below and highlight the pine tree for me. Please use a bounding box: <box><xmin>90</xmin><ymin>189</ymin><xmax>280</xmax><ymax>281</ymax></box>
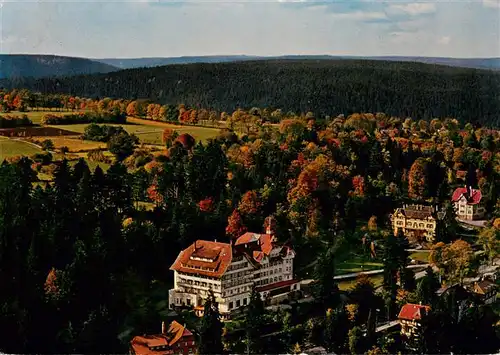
<box><xmin>198</xmin><ymin>290</ymin><xmax>224</xmax><ymax>355</ymax></box>
<box><xmin>348</xmin><ymin>326</ymin><xmax>364</xmax><ymax>355</ymax></box>
<box><xmin>313</xmin><ymin>246</ymin><xmax>338</xmax><ymax>309</ymax></box>
<box><xmin>383</xmin><ymin>232</ymin><xmax>399</xmax><ymax>295</ymax></box>
<box><xmin>368</xmin><ymin>140</ymin><xmax>384</xmax><ymax>177</ymax></box>
<box><xmin>415</xmin><ymin>266</ymin><xmax>440</xmax><ymax>306</ymax></box>
<box><xmin>245</xmin><ymin>286</ymin><xmax>266</xmax><ymax>355</ymax></box>
<box><xmin>323</xmin><ymin>306</ymin><xmax>349</xmax><ymax>353</ymax></box>
<box><xmin>366</xmin><ymin>308</ymin><xmax>376</xmax><ymax>347</ymax></box>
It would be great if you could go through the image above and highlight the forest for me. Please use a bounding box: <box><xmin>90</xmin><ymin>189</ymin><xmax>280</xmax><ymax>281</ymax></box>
<box><xmin>0</xmin><ymin>95</ymin><xmax>499</xmax><ymax>353</ymax></box>
<box><xmin>2</xmin><ymin>59</ymin><xmax>500</xmax><ymax>127</ymax></box>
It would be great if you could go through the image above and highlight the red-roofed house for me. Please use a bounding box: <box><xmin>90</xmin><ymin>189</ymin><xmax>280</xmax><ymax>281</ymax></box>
<box><xmin>451</xmin><ymin>186</ymin><xmax>485</xmax><ymax>220</ymax></box>
<box><xmin>130</xmin><ymin>320</ymin><xmax>196</xmax><ymax>355</ymax></box>
<box><xmin>168</xmin><ymin>223</ymin><xmax>299</xmax><ymax>319</ymax></box>
<box><xmin>398</xmin><ymin>303</ymin><xmax>431</xmax><ymax>339</ymax></box>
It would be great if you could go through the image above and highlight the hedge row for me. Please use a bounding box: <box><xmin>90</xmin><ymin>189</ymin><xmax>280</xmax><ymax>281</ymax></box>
<box><xmin>0</xmin><ymin>114</ymin><xmax>33</xmax><ymax>128</ymax></box>
<box><xmin>41</xmin><ymin>111</ymin><xmax>126</xmax><ymax>125</ymax></box>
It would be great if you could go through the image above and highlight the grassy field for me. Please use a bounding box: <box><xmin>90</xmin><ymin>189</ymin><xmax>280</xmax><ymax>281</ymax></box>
<box><xmin>337</xmin><ymin>274</ymin><xmax>384</xmax><ymax>291</ymax></box>
<box><xmin>13</xmin><ymin>111</ymin><xmax>221</xmax><ymax>144</ymax></box>
<box><xmin>410</xmin><ymin>251</ymin><xmax>430</xmax><ymax>263</ymax></box>
<box><xmin>22</xmin><ymin>110</ymin><xmax>81</xmax><ymax>124</ymax></box>
<box><xmin>336</xmin><ymin>255</ymin><xmax>383</xmax><ymax>275</ymax></box>
<box><xmin>50</xmin><ymin>120</ymin><xmax>220</xmax><ymax>145</ymax></box>
<box><xmin>31</xmin><ymin>136</ymin><xmax>107</xmax><ymax>152</ymax></box>
<box><xmin>127</xmin><ymin>117</ymin><xmax>220</xmax><ymax>143</ymax></box>
<box><xmin>0</xmin><ymin>137</ymin><xmax>41</xmax><ymax>160</ymax></box>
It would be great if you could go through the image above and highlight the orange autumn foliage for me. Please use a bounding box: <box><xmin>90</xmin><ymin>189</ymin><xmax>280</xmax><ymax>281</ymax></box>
<box><xmin>226</xmin><ymin>209</ymin><xmax>247</xmax><ymax>239</ymax></box>
<box><xmin>238</xmin><ymin>190</ymin><xmax>261</xmax><ymax>215</ymax></box>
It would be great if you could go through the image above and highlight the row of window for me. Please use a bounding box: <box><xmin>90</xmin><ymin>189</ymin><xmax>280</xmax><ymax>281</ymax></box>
<box><xmin>179</xmin><ymin>272</ymin><xmax>217</xmax><ymax>281</ymax></box>
<box><xmin>228</xmin><ymin>297</ymin><xmax>248</xmax><ymax>309</ymax></box>
<box><xmin>222</xmin><ymin>285</ymin><xmax>251</xmax><ymax>297</ymax></box>
<box><xmin>255</xmin><ymin>275</ymin><xmax>283</xmax><ymax>285</ymax></box>
<box><xmin>227</xmin><ymin>262</ymin><xmax>248</xmax><ymax>272</ymax></box>
<box><xmin>396</xmin><ymin>220</ymin><xmax>433</xmax><ymax>229</ymax></box>
<box><xmin>178</xmin><ymin>278</ymin><xmax>220</xmax><ymax>290</ymax></box>
<box><xmin>174</xmin><ymin>298</ymin><xmax>191</xmax><ymax>306</ymax></box>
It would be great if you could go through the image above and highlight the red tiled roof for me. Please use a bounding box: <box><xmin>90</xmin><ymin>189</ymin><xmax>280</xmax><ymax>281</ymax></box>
<box><xmin>236</xmin><ymin>232</ymin><xmax>273</xmax><ymax>254</ymax></box>
<box><xmin>256</xmin><ymin>279</ymin><xmax>299</xmax><ymax>293</ymax></box>
<box><xmin>398</xmin><ymin>304</ymin><xmax>431</xmax><ymax>321</ymax></box>
<box><xmin>236</xmin><ymin>232</ymin><xmax>274</xmax><ymax>263</ymax></box>
<box><xmin>452</xmin><ymin>187</ymin><xmax>482</xmax><ymax>205</ymax></box>
<box><xmin>130</xmin><ymin>321</ymin><xmax>193</xmax><ymax>355</ymax></box>
<box><xmin>170</xmin><ymin>240</ymin><xmax>232</xmax><ymax>278</ymax></box>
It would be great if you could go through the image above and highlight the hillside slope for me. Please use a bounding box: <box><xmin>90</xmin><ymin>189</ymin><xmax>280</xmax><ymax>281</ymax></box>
<box><xmin>95</xmin><ymin>55</ymin><xmax>500</xmax><ymax>71</ymax></box>
<box><xmin>0</xmin><ymin>54</ymin><xmax>118</xmax><ymax>79</ymax></box>
<box><xmin>4</xmin><ymin>59</ymin><xmax>500</xmax><ymax>126</ymax></box>
<box><xmin>97</xmin><ymin>55</ymin><xmax>260</xmax><ymax>69</ymax></box>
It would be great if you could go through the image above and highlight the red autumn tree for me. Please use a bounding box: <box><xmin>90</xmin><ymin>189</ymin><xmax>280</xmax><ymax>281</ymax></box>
<box><xmin>226</xmin><ymin>209</ymin><xmax>247</xmax><ymax>239</ymax></box>
<box><xmin>175</xmin><ymin>133</ymin><xmax>195</xmax><ymax>150</ymax></box>
<box><xmin>44</xmin><ymin>267</ymin><xmax>59</xmax><ymax>297</ymax></box>
<box><xmin>199</xmin><ymin>198</ymin><xmax>214</xmax><ymax>212</ymax></box>
<box><xmin>352</xmin><ymin>175</ymin><xmax>366</xmax><ymax>197</ymax></box>
<box><xmin>147</xmin><ymin>183</ymin><xmax>163</xmax><ymax>204</ymax></box>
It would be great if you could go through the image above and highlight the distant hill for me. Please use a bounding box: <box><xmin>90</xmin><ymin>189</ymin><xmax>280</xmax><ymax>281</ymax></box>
<box><xmin>3</xmin><ymin>59</ymin><xmax>500</xmax><ymax>127</ymax></box>
<box><xmin>97</xmin><ymin>55</ymin><xmax>260</xmax><ymax>69</ymax></box>
<box><xmin>96</xmin><ymin>55</ymin><xmax>500</xmax><ymax>71</ymax></box>
<box><xmin>0</xmin><ymin>54</ymin><xmax>118</xmax><ymax>79</ymax></box>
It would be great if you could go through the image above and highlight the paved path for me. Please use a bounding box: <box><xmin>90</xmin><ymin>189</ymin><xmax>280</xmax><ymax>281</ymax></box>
<box><xmin>376</xmin><ymin>320</ymin><xmax>399</xmax><ymax>333</ymax></box>
<box><xmin>458</xmin><ymin>219</ymin><xmax>487</xmax><ymax>228</ymax></box>
<box><xmin>301</xmin><ymin>264</ymin><xmax>430</xmax><ymax>284</ymax></box>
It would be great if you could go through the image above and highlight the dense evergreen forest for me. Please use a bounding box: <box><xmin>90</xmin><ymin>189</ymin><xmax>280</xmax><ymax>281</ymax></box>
<box><xmin>3</xmin><ymin>60</ymin><xmax>500</xmax><ymax>127</ymax></box>
<box><xmin>0</xmin><ymin>108</ymin><xmax>499</xmax><ymax>353</ymax></box>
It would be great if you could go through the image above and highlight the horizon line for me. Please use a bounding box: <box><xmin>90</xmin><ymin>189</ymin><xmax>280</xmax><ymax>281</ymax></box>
<box><xmin>1</xmin><ymin>53</ymin><xmax>500</xmax><ymax>61</ymax></box>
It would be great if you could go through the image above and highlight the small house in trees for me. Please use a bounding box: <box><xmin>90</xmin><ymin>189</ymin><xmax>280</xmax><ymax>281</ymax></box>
<box><xmin>129</xmin><ymin>320</ymin><xmax>196</xmax><ymax>355</ymax></box>
<box><xmin>451</xmin><ymin>186</ymin><xmax>485</xmax><ymax>220</ymax></box>
<box><xmin>398</xmin><ymin>303</ymin><xmax>431</xmax><ymax>340</ymax></box>
<box><xmin>391</xmin><ymin>204</ymin><xmax>444</xmax><ymax>243</ymax></box>
<box><xmin>470</xmin><ymin>279</ymin><xmax>497</xmax><ymax>304</ymax></box>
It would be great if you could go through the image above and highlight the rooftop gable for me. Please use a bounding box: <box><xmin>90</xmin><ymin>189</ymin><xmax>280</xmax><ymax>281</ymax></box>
<box><xmin>130</xmin><ymin>321</ymin><xmax>193</xmax><ymax>355</ymax></box>
<box><xmin>170</xmin><ymin>240</ymin><xmax>232</xmax><ymax>278</ymax></box>
<box><xmin>398</xmin><ymin>303</ymin><xmax>431</xmax><ymax>321</ymax></box>
<box><xmin>452</xmin><ymin>187</ymin><xmax>482</xmax><ymax>205</ymax></box>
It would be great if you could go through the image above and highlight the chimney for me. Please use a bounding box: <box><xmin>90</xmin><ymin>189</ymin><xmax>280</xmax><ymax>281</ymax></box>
<box><xmin>265</xmin><ymin>216</ymin><xmax>273</xmax><ymax>235</ymax></box>
<box><xmin>161</xmin><ymin>321</ymin><xmax>166</xmax><ymax>334</ymax></box>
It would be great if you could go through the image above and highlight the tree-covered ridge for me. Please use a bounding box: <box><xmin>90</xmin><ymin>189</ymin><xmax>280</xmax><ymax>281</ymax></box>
<box><xmin>3</xmin><ymin>59</ymin><xmax>500</xmax><ymax>127</ymax></box>
<box><xmin>0</xmin><ymin>54</ymin><xmax>118</xmax><ymax>79</ymax></box>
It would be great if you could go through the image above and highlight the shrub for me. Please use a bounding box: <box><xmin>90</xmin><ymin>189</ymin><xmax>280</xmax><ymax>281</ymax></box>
<box><xmin>108</xmin><ymin>132</ymin><xmax>139</xmax><ymax>161</ymax></box>
<box><xmin>0</xmin><ymin>114</ymin><xmax>33</xmax><ymax>128</ymax></box>
<box><xmin>41</xmin><ymin>111</ymin><xmax>126</xmax><ymax>125</ymax></box>
<box><xmin>40</xmin><ymin>139</ymin><xmax>54</xmax><ymax>151</ymax></box>
<box><xmin>87</xmin><ymin>149</ymin><xmax>111</xmax><ymax>163</ymax></box>
<box><xmin>83</xmin><ymin>123</ymin><xmax>127</xmax><ymax>142</ymax></box>
<box><xmin>31</xmin><ymin>152</ymin><xmax>53</xmax><ymax>164</ymax></box>
<box><xmin>60</xmin><ymin>146</ymin><xmax>70</xmax><ymax>154</ymax></box>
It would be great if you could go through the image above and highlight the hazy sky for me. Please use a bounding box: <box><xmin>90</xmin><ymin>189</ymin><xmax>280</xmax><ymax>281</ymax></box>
<box><xmin>1</xmin><ymin>0</ymin><xmax>500</xmax><ymax>58</ymax></box>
